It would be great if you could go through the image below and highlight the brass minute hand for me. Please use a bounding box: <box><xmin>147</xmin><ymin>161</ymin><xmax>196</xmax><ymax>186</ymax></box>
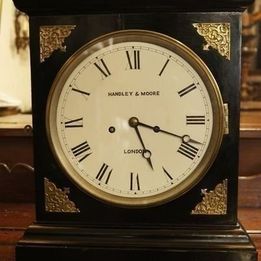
<box><xmin>130</xmin><ymin>117</ymin><xmax>202</xmax><ymax>145</ymax></box>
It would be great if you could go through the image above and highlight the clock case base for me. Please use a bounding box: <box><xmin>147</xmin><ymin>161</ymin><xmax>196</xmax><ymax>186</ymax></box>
<box><xmin>16</xmin><ymin>223</ymin><xmax>257</xmax><ymax>261</ymax></box>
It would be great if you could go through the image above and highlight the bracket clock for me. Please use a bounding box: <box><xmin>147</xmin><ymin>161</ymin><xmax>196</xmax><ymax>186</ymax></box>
<box><xmin>13</xmin><ymin>0</ymin><xmax>257</xmax><ymax>260</ymax></box>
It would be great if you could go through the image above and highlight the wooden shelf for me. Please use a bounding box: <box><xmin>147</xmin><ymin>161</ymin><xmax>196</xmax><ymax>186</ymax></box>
<box><xmin>0</xmin><ymin>114</ymin><xmax>32</xmax><ymax>136</ymax></box>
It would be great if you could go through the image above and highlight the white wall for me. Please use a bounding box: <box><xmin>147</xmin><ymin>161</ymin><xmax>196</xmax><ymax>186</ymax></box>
<box><xmin>0</xmin><ymin>0</ymin><xmax>31</xmax><ymax>112</ymax></box>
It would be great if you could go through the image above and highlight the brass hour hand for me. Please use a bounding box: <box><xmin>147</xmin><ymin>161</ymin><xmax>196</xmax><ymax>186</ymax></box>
<box><xmin>129</xmin><ymin>117</ymin><xmax>154</xmax><ymax>170</ymax></box>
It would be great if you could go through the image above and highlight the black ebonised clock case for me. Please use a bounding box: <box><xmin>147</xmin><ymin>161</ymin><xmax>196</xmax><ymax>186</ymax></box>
<box><xmin>13</xmin><ymin>0</ymin><xmax>257</xmax><ymax>260</ymax></box>
<box><xmin>27</xmin><ymin>12</ymin><xmax>239</xmax><ymax>226</ymax></box>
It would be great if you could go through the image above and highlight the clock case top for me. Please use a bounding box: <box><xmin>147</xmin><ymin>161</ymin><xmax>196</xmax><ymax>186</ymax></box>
<box><xmin>14</xmin><ymin>0</ymin><xmax>249</xmax><ymax>227</ymax></box>
<box><xmin>13</xmin><ymin>0</ymin><xmax>254</xmax><ymax>15</ymax></box>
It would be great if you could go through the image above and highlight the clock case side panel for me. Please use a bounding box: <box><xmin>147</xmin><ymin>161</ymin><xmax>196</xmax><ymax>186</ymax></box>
<box><xmin>29</xmin><ymin>12</ymin><xmax>241</xmax><ymax>227</ymax></box>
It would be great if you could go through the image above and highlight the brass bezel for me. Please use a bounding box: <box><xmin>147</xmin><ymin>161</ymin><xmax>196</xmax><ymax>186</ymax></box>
<box><xmin>46</xmin><ymin>30</ymin><xmax>225</xmax><ymax>208</ymax></box>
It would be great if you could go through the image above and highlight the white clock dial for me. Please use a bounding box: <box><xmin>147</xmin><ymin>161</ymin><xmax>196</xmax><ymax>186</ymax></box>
<box><xmin>47</xmin><ymin>30</ymin><xmax>225</xmax><ymax>207</ymax></box>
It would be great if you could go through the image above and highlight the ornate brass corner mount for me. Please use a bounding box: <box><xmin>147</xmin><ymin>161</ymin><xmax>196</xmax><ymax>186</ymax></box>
<box><xmin>191</xmin><ymin>179</ymin><xmax>228</xmax><ymax>215</ymax></box>
<box><xmin>44</xmin><ymin>177</ymin><xmax>80</xmax><ymax>213</ymax></box>
<box><xmin>193</xmin><ymin>23</ymin><xmax>230</xmax><ymax>60</ymax></box>
<box><xmin>40</xmin><ymin>25</ymin><xmax>76</xmax><ymax>63</ymax></box>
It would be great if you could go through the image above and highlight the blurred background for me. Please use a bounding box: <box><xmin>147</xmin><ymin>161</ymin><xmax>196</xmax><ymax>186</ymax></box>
<box><xmin>242</xmin><ymin>0</ymin><xmax>261</xmax><ymax>110</ymax></box>
<box><xmin>0</xmin><ymin>0</ymin><xmax>30</xmax><ymax>114</ymax></box>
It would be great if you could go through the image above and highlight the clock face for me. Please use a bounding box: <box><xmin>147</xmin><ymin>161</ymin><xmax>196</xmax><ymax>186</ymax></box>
<box><xmin>47</xmin><ymin>30</ymin><xmax>225</xmax><ymax>207</ymax></box>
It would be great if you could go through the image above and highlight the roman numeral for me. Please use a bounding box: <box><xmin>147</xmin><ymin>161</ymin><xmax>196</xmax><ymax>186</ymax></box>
<box><xmin>96</xmin><ymin>163</ymin><xmax>113</xmax><ymax>184</ymax></box>
<box><xmin>178</xmin><ymin>83</ymin><xmax>197</xmax><ymax>97</ymax></box>
<box><xmin>158</xmin><ymin>58</ymin><xmax>170</xmax><ymax>76</ymax></box>
<box><xmin>126</xmin><ymin>49</ymin><xmax>140</xmax><ymax>70</ymax></box>
<box><xmin>94</xmin><ymin>58</ymin><xmax>111</xmax><ymax>78</ymax></box>
<box><xmin>130</xmin><ymin>173</ymin><xmax>140</xmax><ymax>191</ymax></box>
<box><xmin>186</xmin><ymin>115</ymin><xmax>206</xmax><ymax>125</ymax></box>
<box><xmin>162</xmin><ymin>167</ymin><xmax>173</xmax><ymax>180</ymax></box>
<box><xmin>177</xmin><ymin>142</ymin><xmax>199</xmax><ymax>160</ymax></box>
<box><xmin>71</xmin><ymin>141</ymin><xmax>91</xmax><ymax>162</ymax></box>
<box><xmin>64</xmin><ymin>117</ymin><xmax>83</xmax><ymax>128</ymax></box>
<box><xmin>71</xmin><ymin>87</ymin><xmax>90</xmax><ymax>96</ymax></box>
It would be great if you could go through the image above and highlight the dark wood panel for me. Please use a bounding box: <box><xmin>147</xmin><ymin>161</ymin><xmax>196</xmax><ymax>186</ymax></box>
<box><xmin>238</xmin><ymin>175</ymin><xmax>261</xmax><ymax>208</ymax></box>
<box><xmin>239</xmin><ymin>110</ymin><xmax>261</xmax><ymax>176</ymax></box>
<box><xmin>0</xmin><ymin>204</ymin><xmax>35</xmax><ymax>261</ymax></box>
<box><xmin>0</xmin><ymin>114</ymin><xmax>33</xmax><ymax>169</ymax></box>
<box><xmin>239</xmin><ymin>139</ymin><xmax>261</xmax><ymax>175</ymax></box>
<box><xmin>0</xmin><ymin>137</ymin><xmax>33</xmax><ymax>168</ymax></box>
<box><xmin>0</xmin><ymin>115</ymin><xmax>34</xmax><ymax>203</ymax></box>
